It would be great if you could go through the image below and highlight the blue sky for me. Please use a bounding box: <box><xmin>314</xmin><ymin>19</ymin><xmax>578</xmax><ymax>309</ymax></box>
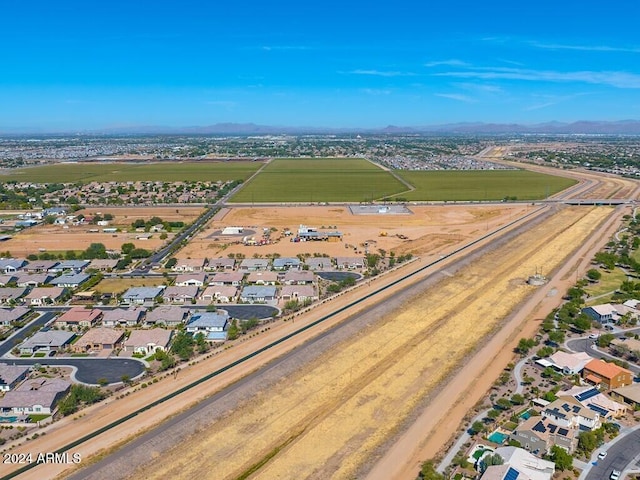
<box><xmin>3</xmin><ymin>1</ymin><xmax>640</xmax><ymax>130</ymax></box>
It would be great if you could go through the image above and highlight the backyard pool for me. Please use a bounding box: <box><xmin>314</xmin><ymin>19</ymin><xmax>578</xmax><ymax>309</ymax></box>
<box><xmin>0</xmin><ymin>416</ymin><xmax>18</xmax><ymax>423</ymax></box>
<box><xmin>488</xmin><ymin>431</ymin><xmax>508</xmax><ymax>444</ymax></box>
<box><xmin>520</xmin><ymin>409</ymin><xmax>532</xmax><ymax>420</ymax></box>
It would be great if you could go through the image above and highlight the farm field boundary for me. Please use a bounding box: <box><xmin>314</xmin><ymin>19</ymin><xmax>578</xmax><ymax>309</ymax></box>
<box><xmin>0</xmin><ymin>161</ymin><xmax>261</xmax><ymax>183</ymax></box>
<box><xmin>230</xmin><ymin>158</ymin><xmax>407</xmax><ymax>203</ymax></box>
<box><xmin>392</xmin><ymin>169</ymin><xmax>577</xmax><ymax>201</ymax></box>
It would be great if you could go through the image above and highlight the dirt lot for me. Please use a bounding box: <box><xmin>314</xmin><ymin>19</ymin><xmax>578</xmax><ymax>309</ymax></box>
<box><xmin>178</xmin><ymin>204</ymin><xmax>530</xmax><ymax>259</ymax></box>
<box><xmin>125</xmin><ymin>207</ymin><xmax>612</xmax><ymax>480</ymax></box>
<box><xmin>3</xmin><ymin>206</ymin><xmax>204</xmax><ymax>257</ymax></box>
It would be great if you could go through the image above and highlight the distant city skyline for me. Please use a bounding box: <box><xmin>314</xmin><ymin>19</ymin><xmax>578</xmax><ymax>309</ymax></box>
<box><xmin>3</xmin><ymin>1</ymin><xmax>640</xmax><ymax>131</ymax></box>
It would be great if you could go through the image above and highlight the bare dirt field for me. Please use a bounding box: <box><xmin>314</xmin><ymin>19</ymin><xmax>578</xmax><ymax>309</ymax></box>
<box><xmin>3</xmin><ymin>206</ymin><xmax>204</xmax><ymax>257</ymax></box>
<box><xmin>123</xmin><ymin>207</ymin><xmax>612</xmax><ymax>480</ymax></box>
<box><xmin>178</xmin><ymin>204</ymin><xmax>531</xmax><ymax>259</ymax></box>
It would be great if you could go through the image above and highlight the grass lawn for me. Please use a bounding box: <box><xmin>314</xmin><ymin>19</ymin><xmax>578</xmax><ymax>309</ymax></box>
<box><xmin>231</xmin><ymin>158</ymin><xmax>407</xmax><ymax>202</ymax></box>
<box><xmin>0</xmin><ymin>161</ymin><xmax>261</xmax><ymax>183</ymax></box>
<box><xmin>584</xmin><ymin>268</ymin><xmax>627</xmax><ymax>304</ymax></box>
<box><xmin>391</xmin><ymin>170</ymin><xmax>577</xmax><ymax>201</ymax></box>
<box><xmin>95</xmin><ymin>277</ymin><xmax>168</xmax><ymax>294</ymax></box>
<box><xmin>28</xmin><ymin>414</ymin><xmax>51</xmax><ymax>422</ymax></box>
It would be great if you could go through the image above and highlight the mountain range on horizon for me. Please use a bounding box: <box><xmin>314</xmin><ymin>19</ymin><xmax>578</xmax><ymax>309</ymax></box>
<box><xmin>4</xmin><ymin>120</ymin><xmax>640</xmax><ymax>136</ymax></box>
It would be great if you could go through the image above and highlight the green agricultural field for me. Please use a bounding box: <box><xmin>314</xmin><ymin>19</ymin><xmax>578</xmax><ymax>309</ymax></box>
<box><xmin>231</xmin><ymin>158</ymin><xmax>407</xmax><ymax>202</ymax></box>
<box><xmin>391</xmin><ymin>170</ymin><xmax>577</xmax><ymax>201</ymax></box>
<box><xmin>0</xmin><ymin>161</ymin><xmax>261</xmax><ymax>183</ymax></box>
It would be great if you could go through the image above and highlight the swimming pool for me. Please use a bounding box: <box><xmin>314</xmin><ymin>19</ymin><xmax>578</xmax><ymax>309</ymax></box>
<box><xmin>488</xmin><ymin>431</ymin><xmax>508</xmax><ymax>444</ymax></box>
<box><xmin>0</xmin><ymin>416</ymin><xmax>18</xmax><ymax>423</ymax></box>
<box><xmin>520</xmin><ymin>410</ymin><xmax>532</xmax><ymax>420</ymax></box>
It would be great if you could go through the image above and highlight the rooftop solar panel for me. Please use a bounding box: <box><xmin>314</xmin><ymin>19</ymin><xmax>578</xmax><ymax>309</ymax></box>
<box><xmin>505</xmin><ymin>467</ymin><xmax>520</xmax><ymax>480</ymax></box>
<box><xmin>576</xmin><ymin>388</ymin><xmax>600</xmax><ymax>402</ymax></box>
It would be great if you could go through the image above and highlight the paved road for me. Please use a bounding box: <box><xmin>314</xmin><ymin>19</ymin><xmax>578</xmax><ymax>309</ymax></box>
<box><xmin>1</xmin><ymin>310</ymin><xmax>145</xmax><ymax>384</ymax></box>
<box><xmin>3</xmin><ymin>357</ymin><xmax>146</xmax><ymax>384</ymax></box>
<box><xmin>566</xmin><ymin>335</ymin><xmax>640</xmax><ymax>375</ymax></box>
<box><xmin>0</xmin><ymin>311</ymin><xmax>56</xmax><ymax>356</ymax></box>
<box><xmin>584</xmin><ymin>427</ymin><xmax>640</xmax><ymax>480</ymax></box>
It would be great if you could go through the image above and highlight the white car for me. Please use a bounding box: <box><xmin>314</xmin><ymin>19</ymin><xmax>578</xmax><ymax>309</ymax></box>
<box><xmin>589</xmin><ymin>333</ymin><xmax>598</xmax><ymax>339</ymax></box>
<box><xmin>598</xmin><ymin>451</ymin><xmax>607</xmax><ymax>460</ymax></box>
<box><xmin>610</xmin><ymin>470</ymin><xmax>621</xmax><ymax>480</ymax></box>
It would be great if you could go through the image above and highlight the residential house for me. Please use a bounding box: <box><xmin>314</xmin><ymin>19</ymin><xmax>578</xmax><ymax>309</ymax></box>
<box><xmin>280</xmin><ymin>285</ymin><xmax>318</xmax><ymax>302</ymax></box>
<box><xmin>43</xmin><ymin>207</ymin><xmax>66</xmax><ymax>217</ymax></box>
<box><xmin>121</xmin><ymin>286</ymin><xmax>164</xmax><ymax>305</ymax></box>
<box><xmin>144</xmin><ymin>306</ymin><xmax>186</xmax><ymax>327</ymax></box>
<box><xmin>335</xmin><ymin>257</ymin><xmax>365</xmax><ymax>270</ymax></box>
<box><xmin>16</xmin><ymin>273</ymin><xmax>54</xmax><ymax>287</ymax></box>
<box><xmin>54</xmin><ymin>307</ymin><xmax>103</xmax><ymax>329</ymax></box>
<box><xmin>72</xmin><ymin>328</ymin><xmax>125</xmax><ymax>353</ymax></box>
<box><xmin>208</xmin><ymin>271</ymin><xmax>244</xmax><ymax>286</ymax></box>
<box><xmin>582</xmin><ymin>304</ymin><xmax>618</xmax><ymax>324</ymax></box>
<box><xmin>0</xmin><ymin>378</ymin><xmax>71</xmax><ymax>416</ymax></box>
<box><xmin>0</xmin><ymin>287</ymin><xmax>28</xmax><ymax>305</ymax></box>
<box><xmin>186</xmin><ymin>311</ymin><xmax>229</xmax><ymax>341</ymax></box>
<box><xmin>162</xmin><ymin>286</ymin><xmax>198</xmax><ymax>304</ymax></box>
<box><xmin>611</xmin><ymin>384</ymin><xmax>640</xmax><ymax>410</ymax></box>
<box><xmin>548</xmin><ymin>351</ymin><xmax>592</xmax><ymax>375</ymax></box>
<box><xmin>246</xmin><ymin>271</ymin><xmax>278</xmax><ymax>285</ymax></box>
<box><xmin>0</xmin><ymin>364</ymin><xmax>30</xmax><ymax>392</ymax></box>
<box><xmin>239</xmin><ymin>258</ymin><xmax>270</xmax><ymax>271</ymax></box>
<box><xmin>206</xmin><ymin>258</ymin><xmax>235</xmax><ymax>271</ymax></box>
<box><xmin>0</xmin><ymin>275</ymin><xmax>17</xmax><ymax>286</ymax></box>
<box><xmin>50</xmin><ymin>273</ymin><xmax>91</xmax><ymax>288</ymax></box>
<box><xmin>305</xmin><ymin>257</ymin><xmax>332</xmax><ymax>270</ymax></box>
<box><xmin>200</xmin><ymin>286</ymin><xmax>238</xmax><ymax>303</ymax></box>
<box><xmin>283</xmin><ymin>270</ymin><xmax>315</xmax><ymax>285</ymax></box>
<box><xmin>511</xmin><ymin>417</ymin><xmax>578</xmax><ymax>455</ymax></box>
<box><xmin>24</xmin><ymin>287</ymin><xmax>66</xmax><ymax>306</ymax></box>
<box><xmin>101</xmin><ymin>308</ymin><xmax>145</xmax><ymax>328</ymax></box>
<box><xmin>171</xmin><ymin>258</ymin><xmax>206</xmax><ymax>272</ymax></box>
<box><xmin>23</xmin><ymin>261</ymin><xmax>59</xmax><ymax>273</ymax></box>
<box><xmin>582</xmin><ymin>359</ymin><xmax>633</xmax><ymax>390</ymax></box>
<box><xmin>484</xmin><ymin>447</ymin><xmax>555</xmax><ymax>480</ymax></box>
<box><xmin>19</xmin><ymin>330</ymin><xmax>75</xmax><ymax>355</ymax></box>
<box><xmin>56</xmin><ymin>260</ymin><xmax>90</xmax><ymax>273</ymax></box>
<box><xmin>89</xmin><ymin>259</ymin><xmax>119</xmax><ymax>272</ymax></box>
<box><xmin>174</xmin><ymin>273</ymin><xmax>206</xmax><ymax>287</ymax></box>
<box><xmin>240</xmin><ymin>285</ymin><xmax>277</xmax><ymax>303</ymax></box>
<box><xmin>0</xmin><ymin>259</ymin><xmax>27</xmax><ymax>274</ymax></box>
<box><xmin>0</xmin><ymin>306</ymin><xmax>30</xmax><ymax>327</ymax></box>
<box><xmin>272</xmin><ymin>257</ymin><xmax>301</xmax><ymax>271</ymax></box>
<box><xmin>565</xmin><ymin>386</ymin><xmax>627</xmax><ymax>419</ymax></box>
<box><xmin>124</xmin><ymin>329</ymin><xmax>174</xmax><ymax>355</ymax></box>
<box><xmin>542</xmin><ymin>396</ymin><xmax>601</xmax><ymax>431</ymax></box>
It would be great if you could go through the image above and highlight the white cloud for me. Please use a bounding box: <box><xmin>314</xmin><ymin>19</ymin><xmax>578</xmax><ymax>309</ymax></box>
<box><xmin>361</xmin><ymin>88</ymin><xmax>392</xmax><ymax>96</ymax></box>
<box><xmin>346</xmin><ymin>69</ymin><xmax>417</xmax><ymax>77</ymax></box>
<box><xmin>434</xmin><ymin>67</ymin><xmax>640</xmax><ymax>89</ymax></box>
<box><xmin>424</xmin><ymin>59</ymin><xmax>470</xmax><ymax>68</ymax></box>
<box><xmin>434</xmin><ymin>93</ymin><xmax>475</xmax><ymax>103</ymax></box>
<box><xmin>530</xmin><ymin>41</ymin><xmax>640</xmax><ymax>53</ymax></box>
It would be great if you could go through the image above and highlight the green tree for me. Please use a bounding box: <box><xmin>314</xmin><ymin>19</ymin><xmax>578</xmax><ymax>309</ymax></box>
<box><xmin>549</xmin><ymin>445</ymin><xmax>573</xmax><ymax>470</ymax></box>
<box><xmin>419</xmin><ymin>461</ymin><xmax>445</xmax><ymax>480</ymax></box>
<box><xmin>470</xmin><ymin>421</ymin><xmax>485</xmax><ymax>435</ymax></box>
<box><xmin>170</xmin><ymin>331</ymin><xmax>195</xmax><ymax>360</ymax></box>
<box><xmin>516</xmin><ymin>338</ymin><xmax>536</xmax><ymax>355</ymax></box>
<box><xmin>165</xmin><ymin>257</ymin><xmax>177</xmax><ymax>269</ymax></box>
<box><xmin>121</xmin><ymin>242</ymin><xmax>135</xmax><ymax>255</ymax></box>
<box><xmin>586</xmin><ymin>269</ymin><xmax>602</xmax><ymax>281</ymax></box>
<box><xmin>597</xmin><ymin>333</ymin><xmax>615</xmax><ymax>347</ymax></box>
<box><xmin>548</xmin><ymin>330</ymin><xmax>565</xmax><ymax>344</ymax></box>
<box><xmin>511</xmin><ymin>394</ymin><xmax>525</xmax><ymax>405</ymax></box>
